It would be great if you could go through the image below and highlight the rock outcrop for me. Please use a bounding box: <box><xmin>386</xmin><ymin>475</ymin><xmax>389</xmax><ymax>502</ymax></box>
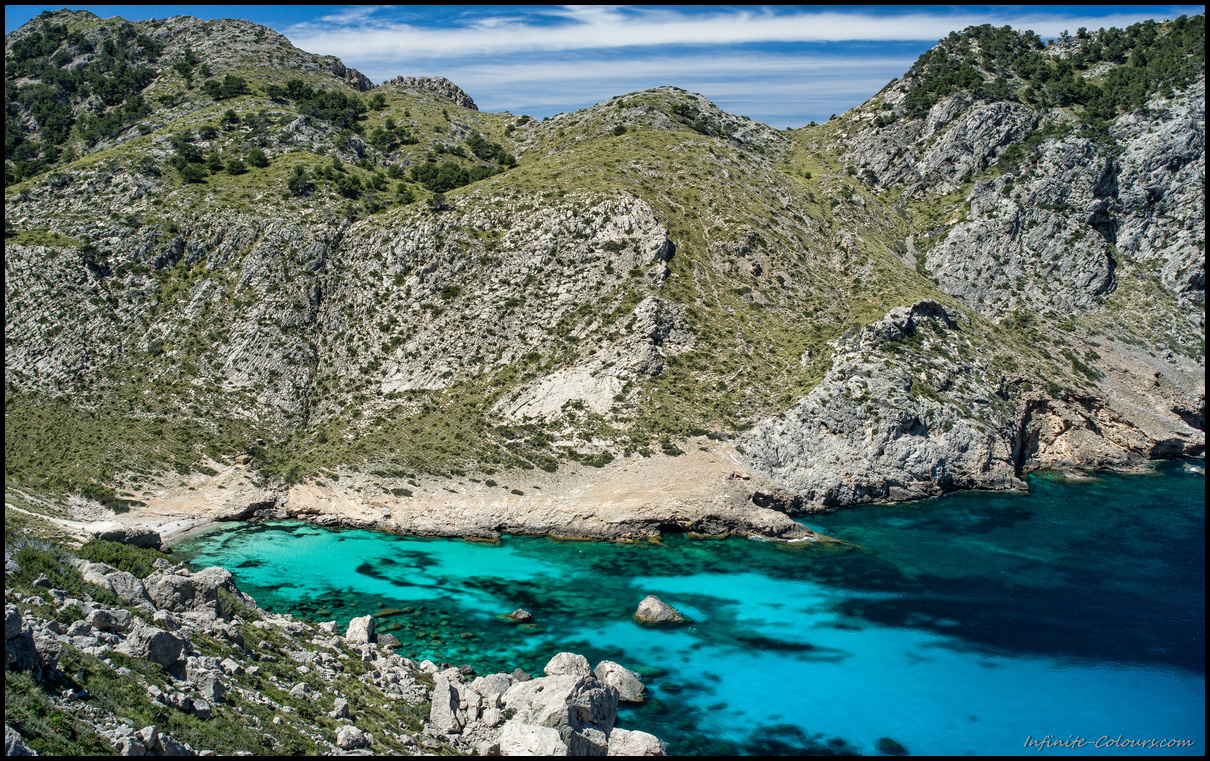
<box><xmin>594</xmin><ymin>661</ymin><xmax>646</xmax><ymax>703</ymax></box>
<box><xmin>384</xmin><ymin>75</ymin><xmax>477</xmax><ymax>109</ymax></box>
<box><xmin>7</xmin><ymin>552</ymin><xmax>666</xmax><ymax>756</ymax></box>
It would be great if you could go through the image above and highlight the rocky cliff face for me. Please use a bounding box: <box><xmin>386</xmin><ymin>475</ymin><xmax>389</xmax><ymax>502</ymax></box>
<box><xmin>4</xmin><ymin>11</ymin><xmax>1204</xmax><ymax>524</ymax></box>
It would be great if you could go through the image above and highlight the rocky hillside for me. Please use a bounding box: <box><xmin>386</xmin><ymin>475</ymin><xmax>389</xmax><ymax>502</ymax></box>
<box><xmin>4</xmin><ymin>532</ymin><xmax>666</xmax><ymax>755</ymax></box>
<box><xmin>4</xmin><ymin>10</ymin><xmax>1204</xmax><ymax>527</ymax></box>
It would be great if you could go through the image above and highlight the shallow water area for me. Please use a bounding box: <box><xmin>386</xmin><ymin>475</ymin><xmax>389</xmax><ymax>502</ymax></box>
<box><xmin>175</xmin><ymin>461</ymin><xmax>1205</xmax><ymax>755</ymax></box>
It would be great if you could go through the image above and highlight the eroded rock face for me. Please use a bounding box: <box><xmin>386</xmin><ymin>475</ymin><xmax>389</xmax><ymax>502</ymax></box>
<box><xmin>743</xmin><ymin>301</ymin><xmax>1027</xmax><ymax>507</ymax></box>
<box><xmin>92</xmin><ymin>526</ymin><xmax>162</xmax><ymax>549</ymax></box>
<box><xmin>743</xmin><ymin>298</ymin><xmax>1204</xmax><ymax>507</ymax></box>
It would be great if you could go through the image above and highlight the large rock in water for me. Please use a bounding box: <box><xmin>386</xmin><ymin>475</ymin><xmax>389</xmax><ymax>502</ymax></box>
<box><xmin>594</xmin><ymin>661</ymin><xmax>646</xmax><ymax>703</ymax></box>
<box><xmin>345</xmin><ymin>615</ymin><xmax>375</xmax><ymax>644</ymax></box>
<box><xmin>633</xmin><ymin>595</ymin><xmax>687</xmax><ymax>623</ymax></box>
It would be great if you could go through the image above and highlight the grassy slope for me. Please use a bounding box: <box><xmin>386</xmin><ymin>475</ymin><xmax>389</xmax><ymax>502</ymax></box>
<box><xmin>5</xmin><ymin>15</ymin><xmax>1193</xmax><ymax>501</ymax></box>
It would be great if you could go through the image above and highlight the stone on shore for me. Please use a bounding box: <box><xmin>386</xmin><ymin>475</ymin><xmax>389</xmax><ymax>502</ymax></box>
<box><xmin>345</xmin><ymin>615</ymin><xmax>376</xmax><ymax>644</ymax></box>
<box><xmin>607</xmin><ymin>728</ymin><xmax>667</xmax><ymax>756</ymax></box>
<box><xmin>544</xmin><ymin>652</ymin><xmax>591</xmax><ymax>677</ymax></box>
<box><xmin>377</xmin><ymin>632</ymin><xmax>401</xmax><ymax>649</ymax></box>
<box><xmin>634</xmin><ymin>595</ymin><xmax>687</xmax><ymax>623</ymax></box>
<box><xmin>501</xmin><ymin>673</ymin><xmax>619</xmax><ymax>754</ymax></box>
<box><xmin>499</xmin><ymin>722</ymin><xmax>569</xmax><ymax>756</ymax></box>
<box><xmin>594</xmin><ymin>661</ymin><xmax>646</xmax><ymax>703</ymax></box>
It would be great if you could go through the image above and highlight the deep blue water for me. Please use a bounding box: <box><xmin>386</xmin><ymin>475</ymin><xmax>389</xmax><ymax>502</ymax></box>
<box><xmin>174</xmin><ymin>461</ymin><xmax>1205</xmax><ymax>755</ymax></box>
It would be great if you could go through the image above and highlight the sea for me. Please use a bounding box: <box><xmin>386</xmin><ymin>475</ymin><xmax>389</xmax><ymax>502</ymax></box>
<box><xmin>174</xmin><ymin>459</ymin><xmax>1205</xmax><ymax>755</ymax></box>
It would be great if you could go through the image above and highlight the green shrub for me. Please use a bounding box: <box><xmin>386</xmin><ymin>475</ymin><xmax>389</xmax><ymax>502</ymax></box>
<box><xmin>9</xmin><ymin>544</ymin><xmax>121</xmax><ymax>605</ymax></box>
<box><xmin>246</xmin><ymin>147</ymin><xmax>269</xmax><ymax>168</ymax></box>
<box><xmin>77</xmin><ymin>539</ymin><xmax>167</xmax><ymax>579</ymax></box>
<box><xmin>179</xmin><ymin>164</ymin><xmax>207</xmax><ymax>183</ymax></box>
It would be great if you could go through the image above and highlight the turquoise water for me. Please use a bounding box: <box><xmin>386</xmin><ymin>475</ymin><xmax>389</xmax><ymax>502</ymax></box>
<box><xmin>175</xmin><ymin>461</ymin><xmax>1205</xmax><ymax>755</ymax></box>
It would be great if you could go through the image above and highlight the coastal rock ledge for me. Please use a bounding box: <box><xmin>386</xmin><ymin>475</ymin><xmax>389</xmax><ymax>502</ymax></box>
<box><xmin>5</xmin><ymin>550</ymin><xmax>666</xmax><ymax>756</ymax></box>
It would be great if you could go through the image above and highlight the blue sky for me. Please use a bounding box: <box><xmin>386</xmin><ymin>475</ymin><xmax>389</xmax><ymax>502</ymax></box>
<box><xmin>5</xmin><ymin>5</ymin><xmax>1201</xmax><ymax>126</ymax></box>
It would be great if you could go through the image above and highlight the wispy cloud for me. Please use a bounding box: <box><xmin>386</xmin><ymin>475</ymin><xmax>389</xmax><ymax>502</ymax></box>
<box><xmin>285</xmin><ymin>6</ymin><xmax>1202</xmax><ymax>60</ymax></box>
<box><xmin>276</xmin><ymin>5</ymin><xmax>1201</xmax><ymax>127</ymax></box>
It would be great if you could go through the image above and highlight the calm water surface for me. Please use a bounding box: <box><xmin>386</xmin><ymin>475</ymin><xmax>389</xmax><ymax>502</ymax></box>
<box><xmin>175</xmin><ymin>461</ymin><xmax>1205</xmax><ymax>755</ymax></box>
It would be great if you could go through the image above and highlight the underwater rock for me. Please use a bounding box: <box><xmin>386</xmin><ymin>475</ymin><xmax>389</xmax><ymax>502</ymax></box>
<box><xmin>505</xmin><ymin>608</ymin><xmax>534</xmax><ymax>622</ymax></box>
<box><xmin>634</xmin><ymin>595</ymin><xmax>687</xmax><ymax>623</ymax></box>
<box><xmin>876</xmin><ymin>736</ymin><xmax>909</xmax><ymax>756</ymax></box>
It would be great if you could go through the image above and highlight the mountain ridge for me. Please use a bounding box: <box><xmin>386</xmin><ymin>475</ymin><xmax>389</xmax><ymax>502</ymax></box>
<box><xmin>4</xmin><ymin>10</ymin><xmax>1204</xmax><ymax>538</ymax></box>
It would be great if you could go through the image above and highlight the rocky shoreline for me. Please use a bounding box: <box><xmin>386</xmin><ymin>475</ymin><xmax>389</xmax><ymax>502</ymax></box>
<box><xmin>44</xmin><ymin>442</ymin><xmax>826</xmax><ymax>551</ymax></box>
<box><xmin>21</xmin><ymin>444</ymin><xmax>1204</xmax><ymax>556</ymax></box>
<box><xmin>4</xmin><ymin>544</ymin><xmax>668</xmax><ymax>756</ymax></box>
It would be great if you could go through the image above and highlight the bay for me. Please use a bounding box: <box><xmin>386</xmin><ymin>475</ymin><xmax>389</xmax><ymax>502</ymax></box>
<box><xmin>174</xmin><ymin>459</ymin><xmax>1205</xmax><ymax>755</ymax></box>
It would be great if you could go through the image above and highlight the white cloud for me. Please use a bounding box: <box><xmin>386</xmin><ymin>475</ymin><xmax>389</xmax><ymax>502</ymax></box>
<box><xmin>285</xmin><ymin>6</ymin><xmax>1202</xmax><ymax>60</ymax></box>
<box><xmin>281</xmin><ymin>5</ymin><xmax>1202</xmax><ymax>127</ymax></box>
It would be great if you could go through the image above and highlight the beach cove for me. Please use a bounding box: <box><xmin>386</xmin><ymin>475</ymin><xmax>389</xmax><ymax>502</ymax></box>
<box><xmin>173</xmin><ymin>461</ymin><xmax>1205</xmax><ymax>755</ymax></box>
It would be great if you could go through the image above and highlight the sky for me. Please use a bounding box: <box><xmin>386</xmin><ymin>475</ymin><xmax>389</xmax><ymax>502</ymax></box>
<box><xmin>5</xmin><ymin>5</ymin><xmax>1201</xmax><ymax>127</ymax></box>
